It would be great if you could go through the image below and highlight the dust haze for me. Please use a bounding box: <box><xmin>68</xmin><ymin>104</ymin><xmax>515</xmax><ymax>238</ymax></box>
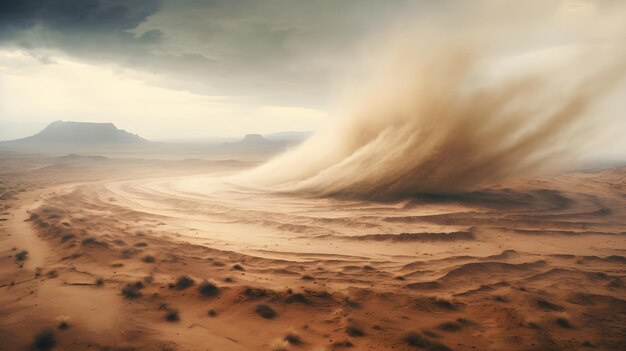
<box><xmin>242</xmin><ymin>1</ymin><xmax>626</xmax><ymax>198</ymax></box>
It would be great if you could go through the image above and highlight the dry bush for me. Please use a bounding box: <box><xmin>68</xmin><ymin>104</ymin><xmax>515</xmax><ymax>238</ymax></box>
<box><xmin>255</xmin><ymin>304</ymin><xmax>277</xmax><ymax>319</ymax></box>
<box><xmin>198</xmin><ymin>280</ymin><xmax>219</xmax><ymax>297</ymax></box>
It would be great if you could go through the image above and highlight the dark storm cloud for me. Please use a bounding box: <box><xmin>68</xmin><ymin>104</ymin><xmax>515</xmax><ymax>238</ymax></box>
<box><xmin>0</xmin><ymin>0</ymin><xmax>161</xmax><ymax>33</ymax></box>
<box><xmin>0</xmin><ymin>0</ymin><xmax>423</xmax><ymax>106</ymax></box>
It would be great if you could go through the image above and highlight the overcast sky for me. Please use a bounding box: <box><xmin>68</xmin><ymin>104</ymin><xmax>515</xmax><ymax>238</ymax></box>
<box><xmin>0</xmin><ymin>0</ymin><xmax>625</xmax><ymax>149</ymax></box>
<box><xmin>0</xmin><ymin>0</ymin><xmax>425</xmax><ymax>140</ymax></box>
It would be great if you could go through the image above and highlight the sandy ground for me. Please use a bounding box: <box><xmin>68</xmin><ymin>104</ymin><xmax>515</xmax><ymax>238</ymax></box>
<box><xmin>0</xmin><ymin>152</ymin><xmax>625</xmax><ymax>351</ymax></box>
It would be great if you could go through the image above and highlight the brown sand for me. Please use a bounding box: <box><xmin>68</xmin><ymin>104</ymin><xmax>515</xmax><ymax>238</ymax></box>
<box><xmin>0</xmin><ymin>153</ymin><xmax>625</xmax><ymax>350</ymax></box>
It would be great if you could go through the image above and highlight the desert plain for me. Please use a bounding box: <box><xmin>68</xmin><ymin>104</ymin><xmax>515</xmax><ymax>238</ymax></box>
<box><xmin>0</xmin><ymin>150</ymin><xmax>624</xmax><ymax>351</ymax></box>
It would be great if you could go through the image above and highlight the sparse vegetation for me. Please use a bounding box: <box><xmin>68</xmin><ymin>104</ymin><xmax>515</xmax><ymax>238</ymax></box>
<box><xmin>198</xmin><ymin>280</ymin><xmax>219</xmax><ymax>297</ymax></box>
<box><xmin>15</xmin><ymin>250</ymin><xmax>28</xmax><ymax>261</ymax></box>
<box><xmin>403</xmin><ymin>331</ymin><xmax>452</xmax><ymax>350</ymax></box>
<box><xmin>301</xmin><ymin>274</ymin><xmax>314</xmax><ymax>280</ymax></box>
<box><xmin>165</xmin><ymin>308</ymin><xmax>180</xmax><ymax>322</ymax></box>
<box><xmin>536</xmin><ymin>299</ymin><xmax>564</xmax><ymax>311</ymax></box>
<box><xmin>56</xmin><ymin>315</ymin><xmax>70</xmax><ymax>330</ymax></box>
<box><xmin>233</xmin><ymin>264</ymin><xmax>244</xmax><ymax>271</ymax></box>
<box><xmin>224</xmin><ymin>277</ymin><xmax>234</xmax><ymax>283</ymax></box>
<box><xmin>134</xmin><ymin>242</ymin><xmax>148</xmax><ymax>247</ymax></box>
<box><xmin>121</xmin><ymin>281</ymin><xmax>144</xmax><ymax>298</ymax></box>
<box><xmin>208</xmin><ymin>309</ymin><xmax>217</xmax><ymax>317</ymax></box>
<box><xmin>438</xmin><ymin>321</ymin><xmax>461</xmax><ymax>332</ymax></box>
<box><xmin>255</xmin><ymin>304</ymin><xmax>277</xmax><ymax>319</ymax></box>
<box><xmin>433</xmin><ymin>297</ymin><xmax>456</xmax><ymax>310</ymax></box>
<box><xmin>284</xmin><ymin>331</ymin><xmax>302</xmax><ymax>345</ymax></box>
<box><xmin>404</xmin><ymin>332</ymin><xmax>429</xmax><ymax>348</ymax></box>
<box><xmin>95</xmin><ymin>277</ymin><xmax>104</xmax><ymax>286</ymax></box>
<box><xmin>285</xmin><ymin>293</ymin><xmax>308</xmax><ymax>304</ymax></box>
<box><xmin>345</xmin><ymin>325</ymin><xmax>365</xmax><ymax>337</ymax></box>
<box><xmin>142</xmin><ymin>255</ymin><xmax>155</xmax><ymax>263</ymax></box>
<box><xmin>33</xmin><ymin>328</ymin><xmax>56</xmax><ymax>350</ymax></box>
<box><xmin>555</xmin><ymin>317</ymin><xmax>572</xmax><ymax>328</ymax></box>
<box><xmin>61</xmin><ymin>233</ymin><xmax>75</xmax><ymax>242</ymax></box>
<box><xmin>331</xmin><ymin>340</ymin><xmax>353</xmax><ymax>348</ymax></box>
<box><xmin>171</xmin><ymin>275</ymin><xmax>195</xmax><ymax>290</ymax></box>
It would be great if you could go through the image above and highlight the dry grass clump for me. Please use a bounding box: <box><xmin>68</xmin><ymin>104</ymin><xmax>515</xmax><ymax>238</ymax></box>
<box><xmin>555</xmin><ymin>317</ymin><xmax>573</xmax><ymax>328</ymax></box>
<box><xmin>165</xmin><ymin>308</ymin><xmax>180</xmax><ymax>322</ymax></box>
<box><xmin>15</xmin><ymin>250</ymin><xmax>28</xmax><ymax>261</ymax></box>
<box><xmin>33</xmin><ymin>328</ymin><xmax>56</xmax><ymax>350</ymax></box>
<box><xmin>56</xmin><ymin>315</ymin><xmax>70</xmax><ymax>330</ymax></box>
<box><xmin>233</xmin><ymin>264</ymin><xmax>245</xmax><ymax>271</ymax></box>
<box><xmin>438</xmin><ymin>321</ymin><xmax>461</xmax><ymax>332</ymax></box>
<box><xmin>208</xmin><ymin>309</ymin><xmax>218</xmax><ymax>317</ymax></box>
<box><xmin>142</xmin><ymin>255</ymin><xmax>156</xmax><ymax>263</ymax></box>
<box><xmin>345</xmin><ymin>325</ymin><xmax>365</xmax><ymax>337</ymax></box>
<box><xmin>536</xmin><ymin>299</ymin><xmax>564</xmax><ymax>311</ymax></box>
<box><xmin>433</xmin><ymin>297</ymin><xmax>457</xmax><ymax>310</ymax></box>
<box><xmin>198</xmin><ymin>280</ymin><xmax>219</xmax><ymax>297</ymax></box>
<box><xmin>121</xmin><ymin>281</ymin><xmax>144</xmax><ymax>298</ymax></box>
<box><xmin>403</xmin><ymin>331</ymin><xmax>452</xmax><ymax>350</ymax></box>
<box><xmin>301</xmin><ymin>274</ymin><xmax>315</xmax><ymax>281</ymax></box>
<box><xmin>284</xmin><ymin>331</ymin><xmax>302</xmax><ymax>345</ymax></box>
<box><xmin>61</xmin><ymin>233</ymin><xmax>75</xmax><ymax>242</ymax></box>
<box><xmin>170</xmin><ymin>275</ymin><xmax>195</xmax><ymax>290</ymax></box>
<box><xmin>95</xmin><ymin>276</ymin><xmax>104</xmax><ymax>286</ymax></box>
<box><xmin>255</xmin><ymin>304</ymin><xmax>277</xmax><ymax>319</ymax></box>
<box><xmin>133</xmin><ymin>242</ymin><xmax>148</xmax><ymax>247</ymax></box>
<box><xmin>331</xmin><ymin>340</ymin><xmax>353</xmax><ymax>348</ymax></box>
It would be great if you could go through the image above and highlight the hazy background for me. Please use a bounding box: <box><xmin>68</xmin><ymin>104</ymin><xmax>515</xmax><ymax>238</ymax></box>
<box><xmin>0</xmin><ymin>0</ymin><xmax>625</xmax><ymax>158</ymax></box>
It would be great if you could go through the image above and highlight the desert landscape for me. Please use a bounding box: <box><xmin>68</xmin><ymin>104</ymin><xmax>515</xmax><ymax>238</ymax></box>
<box><xmin>1</xmin><ymin>136</ymin><xmax>625</xmax><ymax>350</ymax></box>
<box><xmin>1</xmin><ymin>1</ymin><xmax>626</xmax><ymax>351</ymax></box>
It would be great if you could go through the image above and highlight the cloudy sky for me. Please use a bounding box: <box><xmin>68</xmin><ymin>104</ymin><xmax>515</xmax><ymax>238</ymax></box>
<box><xmin>0</xmin><ymin>0</ymin><xmax>426</xmax><ymax>140</ymax></box>
<box><xmin>0</xmin><ymin>0</ymin><xmax>625</xmax><ymax>149</ymax></box>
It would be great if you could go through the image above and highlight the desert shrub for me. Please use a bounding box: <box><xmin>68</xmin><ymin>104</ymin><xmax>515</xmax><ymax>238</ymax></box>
<box><xmin>33</xmin><ymin>328</ymin><xmax>56</xmax><ymax>350</ymax></box>
<box><xmin>404</xmin><ymin>332</ymin><xmax>429</xmax><ymax>347</ymax></box>
<box><xmin>15</xmin><ymin>250</ymin><xmax>28</xmax><ymax>261</ymax></box>
<box><xmin>172</xmin><ymin>275</ymin><xmax>195</xmax><ymax>290</ymax></box>
<box><xmin>438</xmin><ymin>322</ymin><xmax>461</xmax><ymax>332</ymax></box>
<box><xmin>224</xmin><ymin>277</ymin><xmax>234</xmax><ymax>283</ymax></box>
<box><xmin>284</xmin><ymin>293</ymin><xmax>308</xmax><ymax>304</ymax></box>
<box><xmin>345</xmin><ymin>325</ymin><xmax>365</xmax><ymax>337</ymax></box>
<box><xmin>142</xmin><ymin>255</ymin><xmax>155</xmax><ymax>263</ymax></box>
<box><xmin>433</xmin><ymin>297</ymin><xmax>456</xmax><ymax>310</ymax></box>
<box><xmin>121</xmin><ymin>248</ymin><xmax>138</xmax><ymax>258</ymax></box>
<box><xmin>244</xmin><ymin>287</ymin><xmax>268</xmax><ymax>299</ymax></box>
<box><xmin>81</xmin><ymin>237</ymin><xmax>97</xmax><ymax>245</ymax></box>
<box><xmin>536</xmin><ymin>299</ymin><xmax>564</xmax><ymax>311</ymax></box>
<box><xmin>165</xmin><ymin>308</ymin><xmax>180</xmax><ymax>322</ymax></box>
<box><xmin>56</xmin><ymin>315</ymin><xmax>70</xmax><ymax>330</ymax></box>
<box><xmin>301</xmin><ymin>274</ymin><xmax>314</xmax><ymax>281</ymax></box>
<box><xmin>95</xmin><ymin>277</ymin><xmax>104</xmax><ymax>286</ymax></box>
<box><xmin>61</xmin><ymin>233</ymin><xmax>75</xmax><ymax>242</ymax></box>
<box><xmin>134</xmin><ymin>242</ymin><xmax>148</xmax><ymax>247</ymax></box>
<box><xmin>555</xmin><ymin>317</ymin><xmax>572</xmax><ymax>328</ymax></box>
<box><xmin>198</xmin><ymin>280</ymin><xmax>219</xmax><ymax>297</ymax></box>
<box><xmin>331</xmin><ymin>340</ymin><xmax>353</xmax><ymax>348</ymax></box>
<box><xmin>255</xmin><ymin>304</ymin><xmax>276</xmax><ymax>319</ymax></box>
<box><xmin>284</xmin><ymin>331</ymin><xmax>302</xmax><ymax>345</ymax></box>
<box><xmin>208</xmin><ymin>309</ymin><xmax>217</xmax><ymax>317</ymax></box>
<box><xmin>232</xmin><ymin>264</ymin><xmax>244</xmax><ymax>271</ymax></box>
<box><xmin>121</xmin><ymin>281</ymin><xmax>143</xmax><ymax>298</ymax></box>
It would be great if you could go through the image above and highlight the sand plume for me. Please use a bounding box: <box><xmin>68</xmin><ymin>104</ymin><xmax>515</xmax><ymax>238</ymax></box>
<box><xmin>239</xmin><ymin>1</ymin><xmax>626</xmax><ymax>199</ymax></box>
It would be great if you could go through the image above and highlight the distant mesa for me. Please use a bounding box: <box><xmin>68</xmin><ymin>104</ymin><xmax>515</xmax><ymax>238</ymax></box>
<box><xmin>218</xmin><ymin>133</ymin><xmax>284</xmax><ymax>152</ymax></box>
<box><xmin>2</xmin><ymin>120</ymin><xmax>149</xmax><ymax>144</ymax></box>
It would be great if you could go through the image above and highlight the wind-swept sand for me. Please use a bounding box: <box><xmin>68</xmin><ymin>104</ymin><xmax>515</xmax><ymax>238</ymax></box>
<box><xmin>0</xmin><ymin>153</ymin><xmax>625</xmax><ymax>350</ymax></box>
